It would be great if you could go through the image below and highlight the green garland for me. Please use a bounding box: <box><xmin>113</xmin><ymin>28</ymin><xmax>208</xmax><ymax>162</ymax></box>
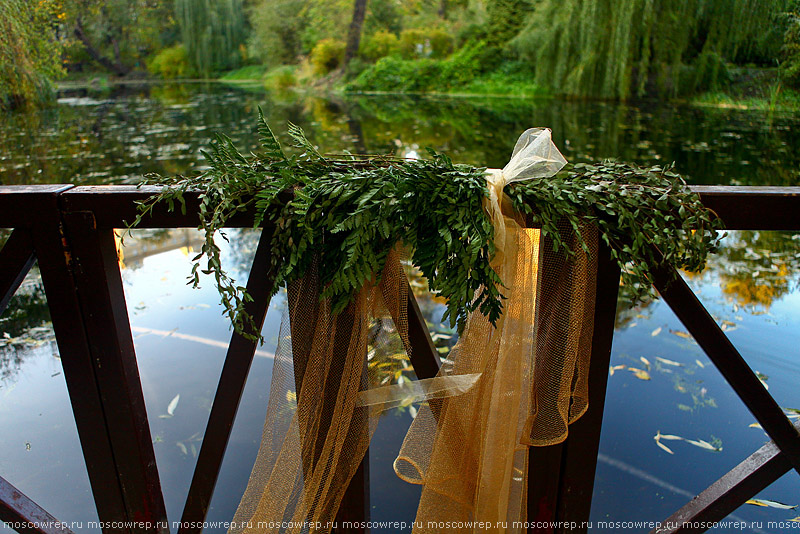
<box><xmin>131</xmin><ymin>111</ymin><xmax>723</xmax><ymax>339</ymax></box>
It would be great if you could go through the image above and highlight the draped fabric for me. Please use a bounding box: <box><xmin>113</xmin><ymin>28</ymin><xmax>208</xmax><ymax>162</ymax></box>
<box><xmin>229</xmin><ymin>129</ymin><xmax>599</xmax><ymax>534</ymax></box>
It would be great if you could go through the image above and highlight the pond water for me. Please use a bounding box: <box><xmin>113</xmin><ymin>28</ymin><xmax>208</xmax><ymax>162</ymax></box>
<box><xmin>1</xmin><ymin>83</ymin><xmax>799</xmax><ymax>533</ymax></box>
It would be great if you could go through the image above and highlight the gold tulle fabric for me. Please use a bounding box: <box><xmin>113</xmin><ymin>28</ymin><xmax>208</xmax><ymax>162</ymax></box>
<box><xmin>229</xmin><ymin>129</ymin><xmax>599</xmax><ymax>534</ymax></box>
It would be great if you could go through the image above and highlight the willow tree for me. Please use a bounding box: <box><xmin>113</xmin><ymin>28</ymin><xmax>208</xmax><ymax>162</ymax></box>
<box><xmin>175</xmin><ymin>0</ymin><xmax>246</xmax><ymax>77</ymax></box>
<box><xmin>513</xmin><ymin>0</ymin><xmax>788</xmax><ymax>99</ymax></box>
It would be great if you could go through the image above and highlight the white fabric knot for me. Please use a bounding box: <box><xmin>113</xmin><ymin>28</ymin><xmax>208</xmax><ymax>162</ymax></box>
<box><xmin>485</xmin><ymin>128</ymin><xmax>567</xmax><ymax>255</ymax></box>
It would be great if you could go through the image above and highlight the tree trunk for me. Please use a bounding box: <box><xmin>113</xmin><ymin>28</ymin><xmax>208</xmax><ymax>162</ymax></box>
<box><xmin>74</xmin><ymin>18</ymin><xmax>131</xmax><ymax>77</ymax></box>
<box><xmin>439</xmin><ymin>0</ymin><xmax>447</xmax><ymax>19</ymax></box>
<box><xmin>343</xmin><ymin>0</ymin><xmax>368</xmax><ymax>67</ymax></box>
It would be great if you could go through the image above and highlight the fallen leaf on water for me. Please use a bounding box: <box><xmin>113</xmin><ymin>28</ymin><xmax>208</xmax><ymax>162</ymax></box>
<box><xmin>684</xmin><ymin>438</ymin><xmax>722</xmax><ymax>451</ymax></box>
<box><xmin>176</xmin><ymin>442</ymin><xmax>188</xmax><ymax>455</ymax></box>
<box><xmin>655</xmin><ymin>440</ymin><xmax>674</xmax><ymax>454</ymax></box>
<box><xmin>654</xmin><ymin>431</ymin><xmax>722</xmax><ymax>453</ymax></box>
<box><xmin>695</xmin><ymin>359</ymin><xmax>706</xmax><ymax>368</ymax></box>
<box><xmin>671</xmin><ymin>330</ymin><xmax>692</xmax><ymax>339</ymax></box>
<box><xmin>609</xmin><ymin>364</ymin><xmax>626</xmax><ymax>376</ymax></box>
<box><xmin>656</xmin><ymin>357</ymin><xmax>682</xmax><ymax>367</ymax></box>
<box><xmin>409</xmin><ymin>405</ymin><xmax>418</xmax><ymax>419</ymax></box>
<box><xmin>167</xmin><ymin>394</ymin><xmax>180</xmax><ymax>416</ymax></box>
<box><xmin>628</xmin><ymin>367</ymin><xmax>651</xmax><ymax>380</ymax></box>
<box><xmin>651</xmin><ymin>327</ymin><xmax>662</xmax><ymax>337</ymax></box>
<box><xmin>745</xmin><ymin>499</ymin><xmax>797</xmax><ymax>510</ymax></box>
<box><xmin>640</xmin><ymin>356</ymin><xmax>651</xmax><ymax>369</ymax></box>
<box><xmin>749</xmin><ymin>423</ymin><xmax>763</xmax><ymax>429</ymax></box>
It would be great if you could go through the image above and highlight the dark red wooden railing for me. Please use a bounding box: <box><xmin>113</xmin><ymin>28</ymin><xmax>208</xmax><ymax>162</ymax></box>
<box><xmin>0</xmin><ymin>184</ymin><xmax>798</xmax><ymax>534</ymax></box>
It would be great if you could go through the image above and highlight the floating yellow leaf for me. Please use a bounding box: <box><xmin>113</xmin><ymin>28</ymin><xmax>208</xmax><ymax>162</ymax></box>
<box><xmin>640</xmin><ymin>356</ymin><xmax>651</xmax><ymax>368</ymax></box>
<box><xmin>695</xmin><ymin>359</ymin><xmax>706</xmax><ymax>368</ymax></box>
<box><xmin>609</xmin><ymin>364</ymin><xmax>626</xmax><ymax>376</ymax></box>
<box><xmin>656</xmin><ymin>357</ymin><xmax>682</xmax><ymax>367</ymax></box>
<box><xmin>749</xmin><ymin>423</ymin><xmax>763</xmax><ymax>429</ymax></box>
<box><xmin>651</xmin><ymin>327</ymin><xmax>662</xmax><ymax>337</ymax></box>
<box><xmin>672</xmin><ymin>330</ymin><xmax>692</xmax><ymax>339</ymax></box>
<box><xmin>628</xmin><ymin>367</ymin><xmax>651</xmax><ymax>380</ymax></box>
<box><xmin>745</xmin><ymin>499</ymin><xmax>797</xmax><ymax>510</ymax></box>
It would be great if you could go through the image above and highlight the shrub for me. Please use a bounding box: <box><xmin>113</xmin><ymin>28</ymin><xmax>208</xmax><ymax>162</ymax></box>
<box><xmin>310</xmin><ymin>38</ymin><xmax>346</xmax><ymax>75</ymax></box>
<box><xmin>348</xmin><ymin>40</ymin><xmax>490</xmax><ymax>93</ymax></box>
<box><xmin>429</xmin><ymin>29</ymin><xmax>455</xmax><ymax>58</ymax></box>
<box><xmin>398</xmin><ymin>29</ymin><xmax>454</xmax><ymax>60</ymax></box>
<box><xmin>360</xmin><ymin>31</ymin><xmax>399</xmax><ymax>62</ymax></box>
<box><xmin>147</xmin><ymin>44</ymin><xmax>196</xmax><ymax>79</ymax></box>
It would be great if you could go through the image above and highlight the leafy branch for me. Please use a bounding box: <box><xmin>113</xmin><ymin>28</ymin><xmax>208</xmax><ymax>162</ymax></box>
<box><xmin>130</xmin><ymin>112</ymin><xmax>723</xmax><ymax>340</ymax></box>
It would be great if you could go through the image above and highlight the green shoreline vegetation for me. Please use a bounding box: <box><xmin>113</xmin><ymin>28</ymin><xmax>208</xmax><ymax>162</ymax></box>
<box><xmin>4</xmin><ymin>1</ymin><xmax>800</xmax><ymax>112</ymax></box>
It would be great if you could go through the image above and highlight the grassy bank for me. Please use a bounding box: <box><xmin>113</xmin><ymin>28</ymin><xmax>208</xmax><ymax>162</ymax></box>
<box><xmin>345</xmin><ymin>42</ymin><xmax>548</xmax><ymax>98</ymax></box>
<box><xmin>692</xmin><ymin>86</ymin><xmax>800</xmax><ymax>112</ymax></box>
<box><xmin>689</xmin><ymin>68</ymin><xmax>800</xmax><ymax>112</ymax></box>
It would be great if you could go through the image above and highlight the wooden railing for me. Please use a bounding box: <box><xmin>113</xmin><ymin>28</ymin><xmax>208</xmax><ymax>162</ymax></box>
<box><xmin>0</xmin><ymin>184</ymin><xmax>798</xmax><ymax>534</ymax></box>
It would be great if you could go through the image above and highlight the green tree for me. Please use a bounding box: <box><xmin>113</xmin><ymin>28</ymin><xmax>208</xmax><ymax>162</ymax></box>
<box><xmin>513</xmin><ymin>0</ymin><xmax>788</xmax><ymax>99</ymax></box>
<box><xmin>66</xmin><ymin>0</ymin><xmax>174</xmax><ymax>75</ymax></box>
<box><xmin>175</xmin><ymin>0</ymin><xmax>247</xmax><ymax>77</ymax></box>
<box><xmin>485</xmin><ymin>0</ymin><xmax>531</xmax><ymax>48</ymax></box>
<box><xmin>344</xmin><ymin>0</ymin><xmax>369</xmax><ymax>67</ymax></box>
<box><xmin>247</xmin><ymin>0</ymin><xmax>307</xmax><ymax>66</ymax></box>
<box><xmin>0</xmin><ymin>0</ymin><xmax>65</xmax><ymax>109</ymax></box>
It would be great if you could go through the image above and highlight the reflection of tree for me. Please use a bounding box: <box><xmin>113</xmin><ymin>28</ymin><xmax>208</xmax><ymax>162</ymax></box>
<box><xmin>0</xmin><ymin>274</ymin><xmax>52</xmax><ymax>384</ymax></box>
<box><xmin>708</xmin><ymin>231</ymin><xmax>799</xmax><ymax>309</ymax></box>
<box><xmin>120</xmin><ymin>228</ymin><xmax>202</xmax><ymax>270</ymax></box>
<box><xmin>610</xmin><ymin>231</ymin><xmax>800</xmax><ymax>326</ymax></box>
<box><xmin>0</xmin><ymin>277</ymin><xmax>50</xmax><ymax>337</ymax></box>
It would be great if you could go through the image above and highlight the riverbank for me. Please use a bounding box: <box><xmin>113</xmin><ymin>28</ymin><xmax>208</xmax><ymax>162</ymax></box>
<box><xmin>213</xmin><ymin>60</ymin><xmax>800</xmax><ymax>112</ymax></box>
<box><xmin>53</xmin><ymin>64</ymin><xmax>800</xmax><ymax>114</ymax></box>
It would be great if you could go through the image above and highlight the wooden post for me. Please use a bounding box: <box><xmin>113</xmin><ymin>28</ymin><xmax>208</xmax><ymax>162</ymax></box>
<box><xmin>34</xmin><ymin>203</ymin><xmax>168</xmax><ymax>533</ymax></box>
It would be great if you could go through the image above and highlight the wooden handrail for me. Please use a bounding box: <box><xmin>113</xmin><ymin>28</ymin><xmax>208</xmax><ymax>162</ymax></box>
<box><xmin>2</xmin><ymin>184</ymin><xmax>800</xmax><ymax>230</ymax></box>
<box><xmin>1</xmin><ymin>184</ymin><xmax>800</xmax><ymax>534</ymax></box>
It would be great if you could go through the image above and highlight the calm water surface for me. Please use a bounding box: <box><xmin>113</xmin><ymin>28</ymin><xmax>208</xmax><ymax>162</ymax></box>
<box><xmin>1</xmin><ymin>83</ymin><xmax>799</xmax><ymax>533</ymax></box>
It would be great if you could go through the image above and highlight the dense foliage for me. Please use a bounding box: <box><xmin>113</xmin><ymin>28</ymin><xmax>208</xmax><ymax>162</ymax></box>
<box><xmin>175</xmin><ymin>0</ymin><xmax>246</xmax><ymax>77</ymax></box>
<box><xmin>513</xmin><ymin>0</ymin><xmax>789</xmax><ymax>99</ymax></box>
<box><xmin>65</xmin><ymin>0</ymin><xmax>174</xmax><ymax>76</ymax></box>
<box><xmin>132</xmin><ymin>115</ymin><xmax>722</xmax><ymax>339</ymax></box>
<box><xmin>8</xmin><ymin>0</ymin><xmax>799</xmax><ymax>105</ymax></box>
<box><xmin>0</xmin><ymin>0</ymin><xmax>64</xmax><ymax>109</ymax></box>
<box><xmin>783</xmin><ymin>2</ymin><xmax>800</xmax><ymax>87</ymax></box>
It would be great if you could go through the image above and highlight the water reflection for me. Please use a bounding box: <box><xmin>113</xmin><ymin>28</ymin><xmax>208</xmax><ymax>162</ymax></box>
<box><xmin>0</xmin><ymin>83</ymin><xmax>799</xmax><ymax>186</ymax></box>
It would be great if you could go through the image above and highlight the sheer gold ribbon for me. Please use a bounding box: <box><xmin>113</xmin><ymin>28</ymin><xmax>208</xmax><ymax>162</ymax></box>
<box><xmin>391</xmin><ymin>128</ymin><xmax>597</xmax><ymax>534</ymax></box>
<box><xmin>229</xmin><ymin>129</ymin><xmax>598</xmax><ymax>534</ymax></box>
